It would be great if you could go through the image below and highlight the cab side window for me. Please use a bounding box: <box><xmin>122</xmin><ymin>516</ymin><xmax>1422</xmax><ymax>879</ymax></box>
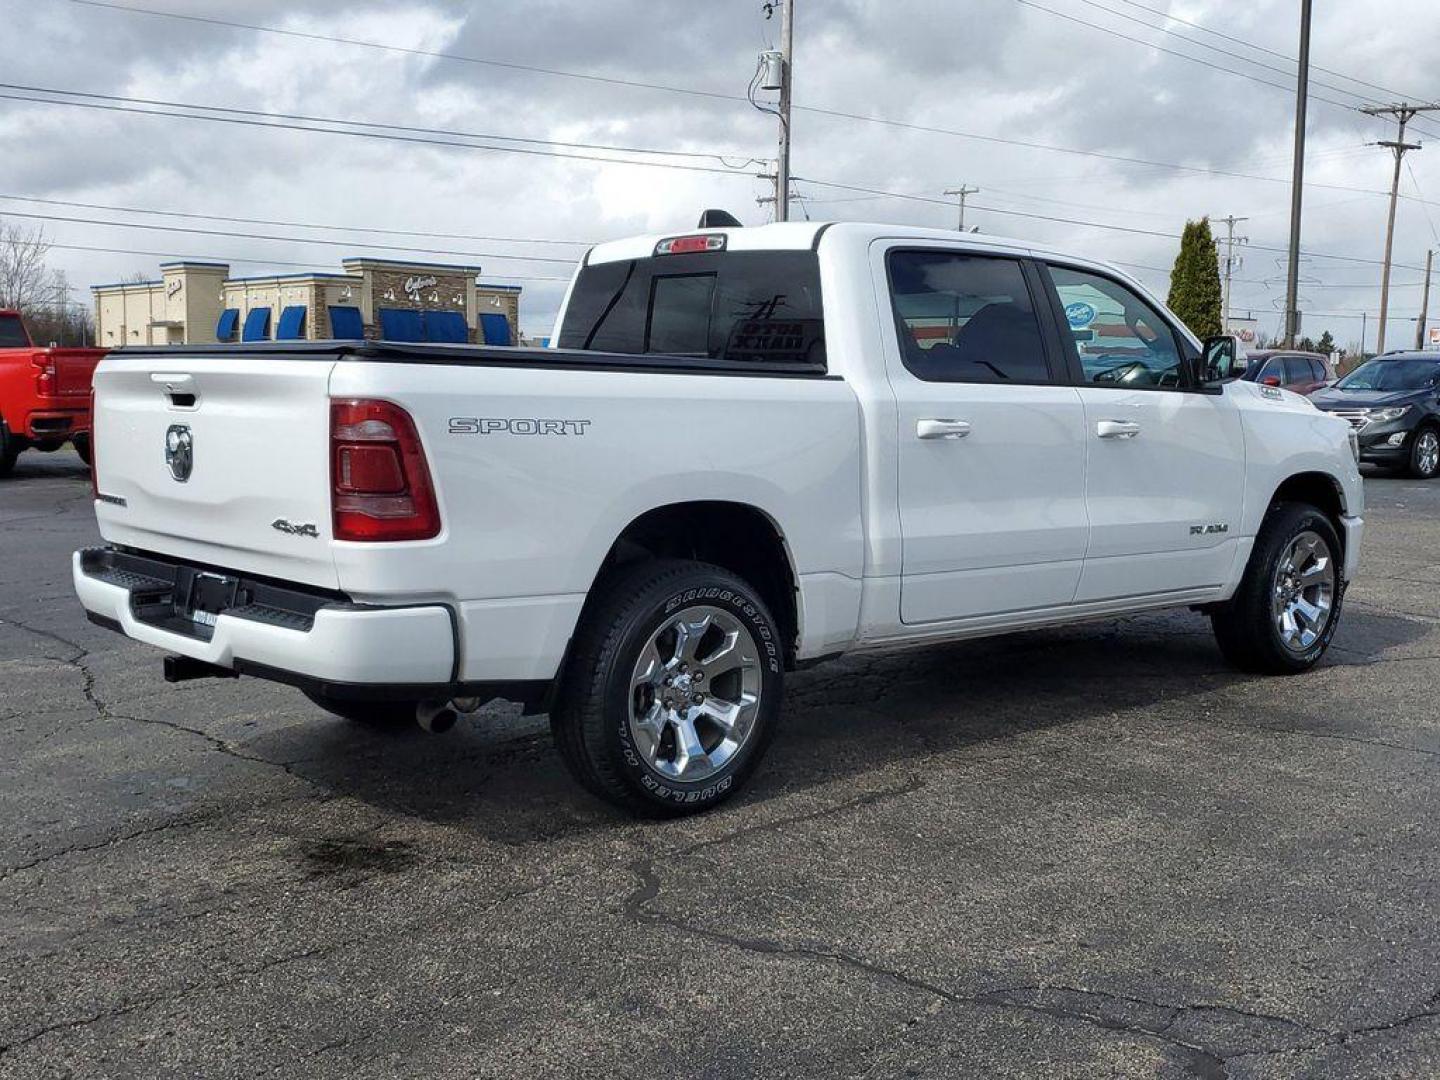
<box><xmin>1048</xmin><ymin>265</ymin><xmax>1186</xmax><ymax>389</ymax></box>
<box><xmin>887</xmin><ymin>251</ymin><xmax>1053</xmax><ymax>383</ymax></box>
<box><xmin>1283</xmin><ymin>356</ymin><xmax>1312</xmax><ymax>385</ymax></box>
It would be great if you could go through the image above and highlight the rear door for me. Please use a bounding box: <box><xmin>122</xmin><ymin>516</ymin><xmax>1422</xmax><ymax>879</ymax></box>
<box><xmin>1039</xmin><ymin>262</ymin><xmax>1244</xmax><ymax>602</ymax></box>
<box><xmin>881</xmin><ymin>246</ymin><xmax>1090</xmax><ymax>624</ymax></box>
<box><xmin>92</xmin><ymin>353</ymin><xmax>340</xmax><ymax>589</ymax></box>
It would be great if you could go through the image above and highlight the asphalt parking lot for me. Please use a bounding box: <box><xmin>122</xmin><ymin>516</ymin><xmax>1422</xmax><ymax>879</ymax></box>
<box><xmin>2</xmin><ymin>449</ymin><xmax>1438</xmax><ymax>1079</ymax></box>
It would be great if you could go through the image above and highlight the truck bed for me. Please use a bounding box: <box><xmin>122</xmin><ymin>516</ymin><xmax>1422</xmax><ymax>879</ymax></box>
<box><xmin>113</xmin><ymin>340</ymin><xmax>833</xmax><ymax>380</ymax></box>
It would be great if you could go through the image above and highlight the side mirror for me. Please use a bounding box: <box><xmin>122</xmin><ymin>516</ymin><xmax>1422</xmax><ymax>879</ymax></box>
<box><xmin>1198</xmin><ymin>335</ymin><xmax>1237</xmax><ymax>386</ymax></box>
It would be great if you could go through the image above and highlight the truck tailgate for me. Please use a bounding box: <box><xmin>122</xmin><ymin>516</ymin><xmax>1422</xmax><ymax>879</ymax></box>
<box><xmin>49</xmin><ymin>347</ymin><xmax>106</xmax><ymax>396</ymax></box>
<box><xmin>92</xmin><ymin>354</ymin><xmax>340</xmax><ymax>590</ymax></box>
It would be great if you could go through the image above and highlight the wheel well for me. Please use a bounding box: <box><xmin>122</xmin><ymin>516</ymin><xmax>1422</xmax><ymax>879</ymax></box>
<box><xmin>1269</xmin><ymin>472</ymin><xmax>1346</xmax><ymax>554</ymax></box>
<box><xmin>596</xmin><ymin>501</ymin><xmax>800</xmax><ymax>665</ymax></box>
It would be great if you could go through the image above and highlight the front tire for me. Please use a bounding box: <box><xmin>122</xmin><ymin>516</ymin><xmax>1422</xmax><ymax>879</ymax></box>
<box><xmin>1409</xmin><ymin>426</ymin><xmax>1440</xmax><ymax>479</ymax></box>
<box><xmin>1212</xmin><ymin>502</ymin><xmax>1344</xmax><ymax>674</ymax></box>
<box><xmin>551</xmin><ymin>559</ymin><xmax>785</xmax><ymax>815</ymax></box>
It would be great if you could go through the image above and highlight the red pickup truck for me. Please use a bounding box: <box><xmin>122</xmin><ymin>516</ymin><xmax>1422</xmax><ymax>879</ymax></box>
<box><xmin>0</xmin><ymin>309</ymin><xmax>106</xmax><ymax>476</ymax></box>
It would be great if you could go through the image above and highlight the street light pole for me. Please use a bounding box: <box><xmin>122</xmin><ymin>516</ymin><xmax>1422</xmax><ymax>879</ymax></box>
<box><xmin>1283</xmin><ymin>0</ymin><xmax>1312</xmax><ymax>348</ymax></box>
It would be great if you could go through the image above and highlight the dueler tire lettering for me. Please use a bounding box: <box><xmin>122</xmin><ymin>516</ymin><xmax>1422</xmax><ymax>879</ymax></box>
<box><xmin>550</xmin><ymin>559</ymin><xmax>785</xmax><ymax>816</ymax></box>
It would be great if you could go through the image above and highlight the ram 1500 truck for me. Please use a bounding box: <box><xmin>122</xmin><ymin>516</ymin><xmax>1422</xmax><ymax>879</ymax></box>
<box><xmin>0</xmin><ymin>309</ymin><xmax>106</xmax><ymax>476</ymax></box>
<box><xmin>74</xmin><ymin>221</ymin><xmax>1365</xmax><ymax>814</ymax></box>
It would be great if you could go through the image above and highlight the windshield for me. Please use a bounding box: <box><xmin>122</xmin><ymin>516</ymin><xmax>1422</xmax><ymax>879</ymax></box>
<box><xmin>1335</xmin><ymin>358</ymin><xmax>1440</xmax><ymax>391</ymax></box>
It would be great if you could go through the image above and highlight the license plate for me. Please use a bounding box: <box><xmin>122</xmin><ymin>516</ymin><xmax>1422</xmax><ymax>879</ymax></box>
<box><xmin>185</xmin><ymin>572</ymin><xmax>238</xmax><ymax>626</ymax></box>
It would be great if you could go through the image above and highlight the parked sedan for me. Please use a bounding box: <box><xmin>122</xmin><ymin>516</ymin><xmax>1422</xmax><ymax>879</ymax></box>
<box><xmin>1239</xmin><ymin>350</ymin><xmax>1336</xmax><ymax>396</ymax></box>
<box><xmin>1309</xmin><ymin>352</ymin><xmax>1440</xmax><ymax>478</ymax></box>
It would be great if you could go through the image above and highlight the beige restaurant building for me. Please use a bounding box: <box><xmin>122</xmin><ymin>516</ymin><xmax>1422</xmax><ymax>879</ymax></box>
<box><xmin>93</xmin><ymin>257</ymin><xmax>522</xmax><ymax>348</ymax></box>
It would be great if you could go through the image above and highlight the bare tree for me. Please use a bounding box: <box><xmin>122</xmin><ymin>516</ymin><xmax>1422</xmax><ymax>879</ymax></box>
<box><xmin>0</xmin><ymin>218</ymin><xmax>64</xmax><ymax>311</ymax></box>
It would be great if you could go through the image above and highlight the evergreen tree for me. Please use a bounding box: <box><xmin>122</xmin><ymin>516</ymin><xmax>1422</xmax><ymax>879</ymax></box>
<box><xmin>1316</xmin><ymin>330</ymin><xmax>1336</xmax><ymax>355</ymax></box>
<box><xmin>1166</xmin><ymin>218</ymin><xmax>1224</xmax><ymax>340</ymax></box>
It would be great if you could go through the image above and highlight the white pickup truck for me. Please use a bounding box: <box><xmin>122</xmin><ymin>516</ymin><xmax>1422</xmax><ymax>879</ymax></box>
<box><xmin>75</xmin><ymin>220</ymin><xmax>1364</xmax><ymax>814</ymax></box>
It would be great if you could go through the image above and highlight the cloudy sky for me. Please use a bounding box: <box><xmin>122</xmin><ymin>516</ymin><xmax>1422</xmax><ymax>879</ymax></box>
<box><xmin>4</xmin><ymin>0</ymin><xmax>1440</xmax><ymax>347</ymax></box>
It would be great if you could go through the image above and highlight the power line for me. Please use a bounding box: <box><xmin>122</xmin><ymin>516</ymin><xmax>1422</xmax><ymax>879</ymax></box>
<box><xmin>0</xmin><ymin>89</ymin><xmax>766</xmax><ymax>180</ymax></box>
<box><xmin>0</xmin><ymin>82</ymin><xmax>755</xmax><ymax>165</ymax></box>
<box><xmin>0</xmin><ymin>193</ymin><xmax>592</xmax><ymax>248</ymax></box>
<box><xmin>52</xmin><ymin>2</ymin><xmax>1436</xmax><ymax>205</ymax></box>
<box><xmin>1012</xmin><ymin>0</ymin><xmax>1380</xmax><ymax>114</ymax></box>
<box><xmin>1106</xmin><ymin>0</ymin><xmax>1440</xmax><ymax>114</ymax></box>
<box><xmin>64</xmin><ymin>0</ymin><xmax>750</xmax><ymax>107</ymax></box>
<box><xmin>42</xmin><ymin>241</ymin><xmax>571</xmax><ymax>282</ymax></box>
<box><xmin>792</xmin><ymin>172</ymin><xmax>1431</xmax><ymax>271</ymax></box>
<box><xmin>1069</xmin><ymin>0</ymin><xmax>1435</xmax><ymax>124</ymax></box>
<box><xmin>0</xmin><ymin>209</ymin><xmax>582</xmax><ymax>264</ymax></box>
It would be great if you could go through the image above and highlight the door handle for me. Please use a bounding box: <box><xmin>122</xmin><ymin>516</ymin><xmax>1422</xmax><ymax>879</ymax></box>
<box><xmin>1096</xmin><ymin>419</ymin><xmax>1141</xmax><ymax>440</ymax></box>
<box><xmin>917</xmin><ymin>418</ymin><xmax>972</xmax><ymax>440</ymax></box>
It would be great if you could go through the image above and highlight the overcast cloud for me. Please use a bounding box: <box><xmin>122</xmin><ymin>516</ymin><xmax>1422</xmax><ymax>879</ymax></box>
<box><xmin>4</xmin><ymin>0</ymin><xmax>1439</xmax><ymax>346</ymax></box>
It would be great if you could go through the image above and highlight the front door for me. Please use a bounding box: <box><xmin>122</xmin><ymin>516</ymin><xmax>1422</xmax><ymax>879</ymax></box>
<box><xmin>883</xmin><ymin>247</ymin><xmax>1090</xmax><ymax>624</ymax></box>
<box><xmin>1042</xmin><ymin>262</ymin><xmax>1244</xmax><ymax>602</ymax></box>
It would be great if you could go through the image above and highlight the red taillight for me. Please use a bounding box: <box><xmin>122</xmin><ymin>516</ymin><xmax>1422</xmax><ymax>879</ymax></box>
<box><xmin>330</xmin><ymin>400</ymin><xmax>440</xmax><ymax>542</ymax></box>
<box><xmin>32</xmin><ymin>354</ymin><xmax>56</xmax><ymax>396</ymax></box>
<box><xmin>655</xmin><ymin>234</ymin><xmax>726</xmax><ymax>255</ymax></box>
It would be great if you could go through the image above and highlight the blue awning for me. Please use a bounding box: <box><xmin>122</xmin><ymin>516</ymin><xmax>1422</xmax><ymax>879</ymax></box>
<box><xmin>215</xmin><ymin>308</ymin><xmax>240</xmax><ymax>341</ymax></box>
<box><xmin>328</xmin><ymin>305</ymin><xmax>364</xmax><ymax>339</ymax></box>
<box><xmin>378</xmin><ymin>308</ymin><xmax>424</xmax><ymax>342</ymax></box>
<box><xmin>241</xmin><ymin>307</ymin><xmax>271</xmax><ymax>342</ymax></box>
<box><xmin>479</xmin><ymin>313</ymin><xmax>512</xmax><ymax>346</ymax></box>
<box><xmin>423</xmin><ymin>310</ymin><xmax>469</xmax><ymax>343</ymax></box>
<box><xmin>276</xmin><ymin>305</ymin><xmax>307</xmax><ymax>340</ymax></box>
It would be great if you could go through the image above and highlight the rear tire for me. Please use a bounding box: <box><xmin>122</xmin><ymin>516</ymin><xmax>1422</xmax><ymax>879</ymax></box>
<box><xmin>551</xmin><ymin>558</ymin><xmax>785</xmax><ymax>815</ymax></box>
<box><xmin>1212</xmin><ymin>502</ymin><xmax>1344</xmax><ymax>675</ymax></box>
<box><xmin>73</xmin><ymin>434</ymin><xmax>91</xmax><ymax>467</ymax></box>
<box><xmin>302</xmin><ymin>690</ymin><xmax>418</xmax><ymax>727</ymax></box>
<box><xmin>1408</xmin><ymin>425</ymin><xmax>1440</xmax><ymax>479</ymax></box>
<box><xmin>0</xmin><ymin>421</ymin><xmax>18</xmax><ymax>479</ymax></box>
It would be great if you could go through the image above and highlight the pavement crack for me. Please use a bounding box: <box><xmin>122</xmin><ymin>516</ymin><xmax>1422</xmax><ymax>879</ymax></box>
<box><xmin>0</xmin><ymin>945</ymin><xmax>327</xmax><ymax>1060</ymax></box>
<box><xmin>625</xmin><ymin>856</ymin><xmax>1238</xmax><ymax>1077</ymax></box>
<box><xmin>0</xmin><ymin>614</ymin><xmax>325</xmax><ymax>788</ymax></box>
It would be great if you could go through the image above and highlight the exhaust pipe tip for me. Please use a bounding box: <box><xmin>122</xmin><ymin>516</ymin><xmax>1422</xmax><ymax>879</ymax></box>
<box><xmin>416</xmin><ymin>699</ymin><xmax>458</xmax><ymax>735</ymax></box>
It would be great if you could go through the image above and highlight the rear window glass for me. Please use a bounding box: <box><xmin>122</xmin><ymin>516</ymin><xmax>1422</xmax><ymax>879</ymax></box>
<box><xmin>558</xmin><ymin>249</ymin><xmax>825</xmax><ymax>368</ymax></box>
<box><xmin>0</xmin><ymin>314</ymin><xmax>28</xmax><ymax>348</ymax></box>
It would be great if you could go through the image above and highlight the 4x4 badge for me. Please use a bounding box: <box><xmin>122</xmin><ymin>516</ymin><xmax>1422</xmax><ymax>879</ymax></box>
<box><xmin>164</xmin><ymin>424</ymin><xmax>193</xmax><ymax>482</ymax></box>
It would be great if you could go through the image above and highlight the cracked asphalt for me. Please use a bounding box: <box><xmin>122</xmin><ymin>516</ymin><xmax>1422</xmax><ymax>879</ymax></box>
<box><xmin>3</xmin><ymin>447</ymin><xmax>1439</xmax><ymax>1079</ymax></box>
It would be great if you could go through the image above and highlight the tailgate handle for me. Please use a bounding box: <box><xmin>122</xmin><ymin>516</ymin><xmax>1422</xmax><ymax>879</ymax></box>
<box><xmin>151</xmin><ymin>372</ymin><xmax>198</xmax><ymax>410</ymax></box>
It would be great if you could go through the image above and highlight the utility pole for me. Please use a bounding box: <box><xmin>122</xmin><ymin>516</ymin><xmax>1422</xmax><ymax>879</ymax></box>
<box><xmin>1418</xmin><ymin>248</ymin><xmax>1435</xmax><ymax>350</ymax></box>
<box><xmin>774</xmin><ymin>0</ymin><xmax>794</xmax><ymax>222</ymax></box>
<box><xmin>943</xmin><ymin>185</ymin><xmax>980</xmax><ymax>231</ymax></box>
<box><xmin>1283</xmin><ymin>0</ymin><xmax>1312</xmax><ymax>348</ymax></box>
<box><xmin>1216</xmin><ymin>214</ymin><xmax>1249</xmax><ymax>330</ymax></box>
<box><xmin>1362</xmin><ymin>103</ymin><xmax>1437</xmax><ymax>353</ymax></box>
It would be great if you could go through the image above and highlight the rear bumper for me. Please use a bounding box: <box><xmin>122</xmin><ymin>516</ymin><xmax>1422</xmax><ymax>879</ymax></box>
<box><xmin>73</xmin><ymin>547</ymin><xmax>458</xmax><ymax>696</ymax></box>
<box><xmin>23</xmin><ymin>407</ymin><xmax>89</xmax><ymax>440</ymax></box>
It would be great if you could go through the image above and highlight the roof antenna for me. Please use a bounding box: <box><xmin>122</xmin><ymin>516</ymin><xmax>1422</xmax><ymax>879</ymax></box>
<box><xmin>698</xmin><ymin>209</ymin><xmax>743</xmax><ymax>228</ymax></box>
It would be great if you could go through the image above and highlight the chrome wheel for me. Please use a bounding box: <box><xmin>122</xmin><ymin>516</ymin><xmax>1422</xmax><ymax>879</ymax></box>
<box><xmin>1271</xmin><ymin>530</ymin><xmax>1336</xmax><ymax>652</ymax></box>
<box><xmin>629</xmin><ymin>604</ymin><xmax>762</xmax><ymax>782</ymax></box>
<box><xmin>1416</xmin><ymin>430</ymin><xmax>1440</xmax><ymax>476</ymax></box>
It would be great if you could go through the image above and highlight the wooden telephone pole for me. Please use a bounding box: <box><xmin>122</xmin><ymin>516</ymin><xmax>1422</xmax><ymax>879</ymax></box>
<box><xmin>1362</xmin><ymin>102</ymin><xmax>1438</xmax><ymax>353</ymax></box>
